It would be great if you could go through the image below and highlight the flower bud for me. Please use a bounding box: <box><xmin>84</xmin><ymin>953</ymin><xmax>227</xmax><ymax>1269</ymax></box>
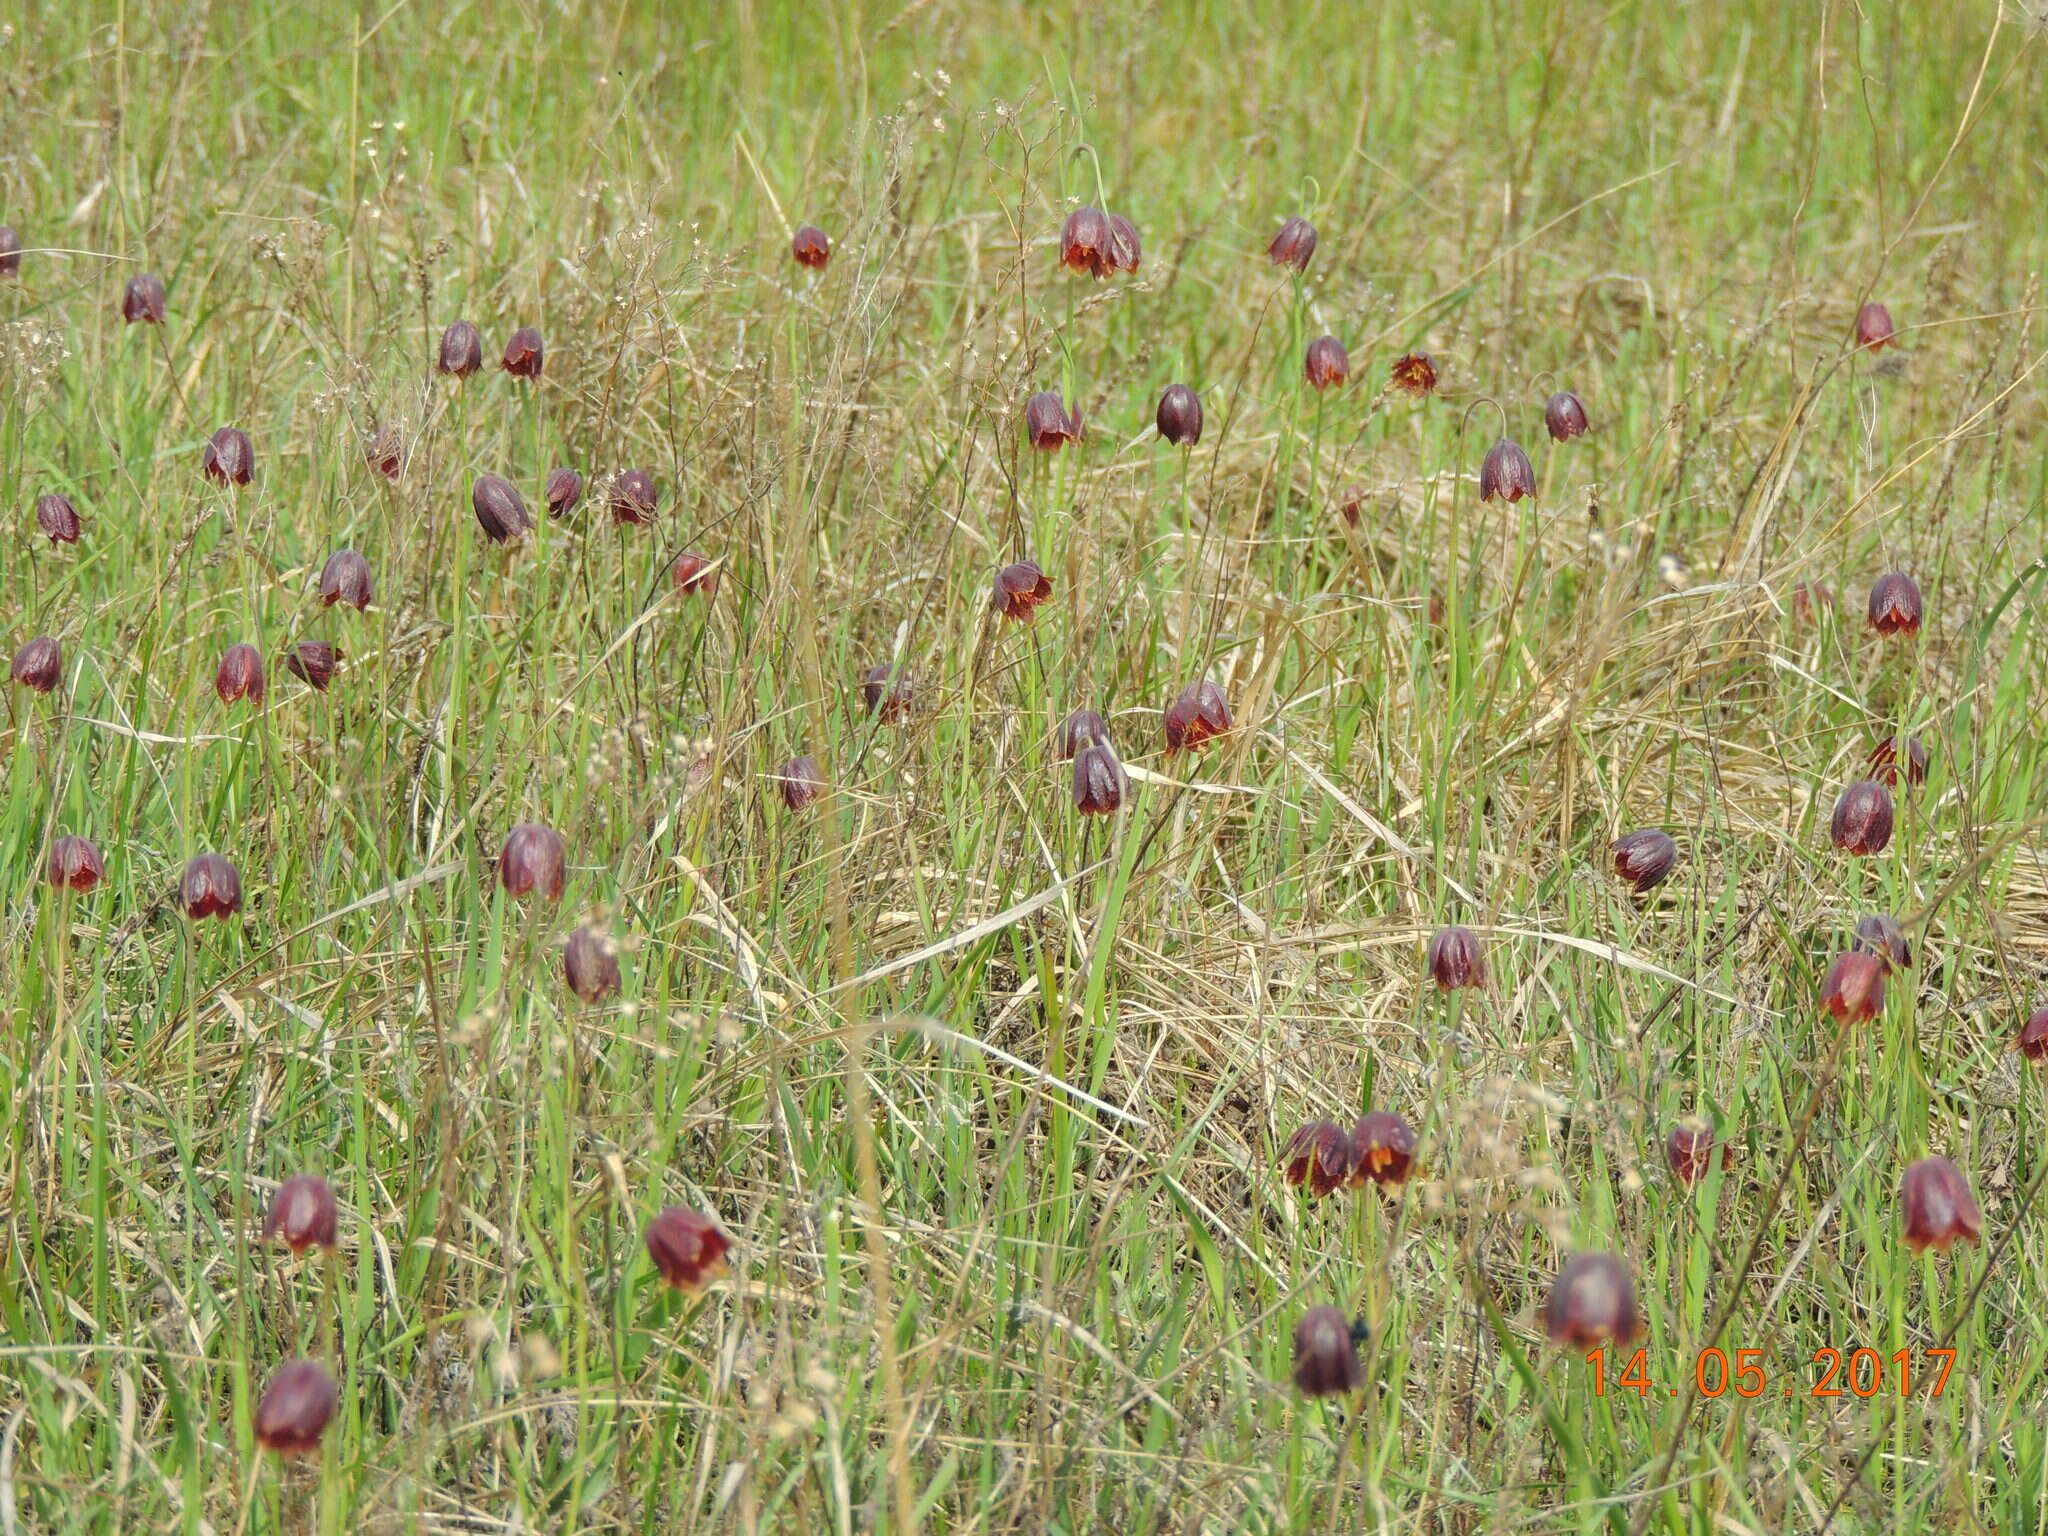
<box><xmin>1071</xmin><ymin>738</ymin><xmax>1128</xmax><ymax>816</ymax></box>
<box><xmin>263</xmin><ymin>1175</ymin><xmax>340</xmax><ymax>1253</ymax></box>
<box><xmin>437</xmin><ymin>320</ymin><xmax>483</xmax><ymax>377</ymax></box>
<box><xmin>36</xmin><ymin>493</ymin><xmax>82</xmax><ymax>544</ymax></box>
<box><xmin>498</xmin><ymin>822</ymin><xmax>567</xmax><ymax>901</ymax></box>
<box><xmin>253</xmin><ymin>1360</ymin><xmax>338</xmax><ymax>1456</ymax></box>
<box><xmin>11</xmin><ymin>636</ymin><xmax>61</xmax><ymax>694</ymax></box>
<box><xmin>1267</xmin><ymin>217</ymin><xmax>1317</xmax><ymax>271</ymax></box>
<box><xmin>1868</xmin><ymin>734</ymin><xmax>1927</xmax><ymax>787</ymax></box>
<box><xmin>215</xmin><ymin>643</ymin><xmax>266</xmax><ymax>706</ymax></box>
<box><xmin>472</xmin><ymin>474</ymin><xmax>533</xmax><ymax>544</ymax></box>
<box><xmin>121</xmin><ymin>272</ymin><xmax>167</xmax><ymax>324</ymax></box>
<box><xmin>1057</xmin><ymin>708</ymin><xmax>1109</xmax><ymax>761</ymax></box>
<box><xmin>180</xmin><ymin>852</ymin><xmax>242</xmax><ymax>920</ymax></box>
<box><xmin>46</xmin><ymin>835</ymin><xmax>105</xmax><ymax>894</ymax></box>
<box><xmin>1155</xmin><ymin>384</ymin><xmax>1202</xmax><ymax>446</ymax></box>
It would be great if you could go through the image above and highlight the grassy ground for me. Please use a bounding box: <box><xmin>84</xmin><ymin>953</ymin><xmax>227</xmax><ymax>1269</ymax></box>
<box><xmin>4</xmin><ymin>0</ymin><xmax>2048</xmax><ymax>1530</ymax></box>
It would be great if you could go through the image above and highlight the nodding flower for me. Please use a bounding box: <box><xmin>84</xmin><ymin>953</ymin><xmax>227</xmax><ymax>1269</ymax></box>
<box><xmin>1389</xmin><ymin>352</ymin><xmax>1439</xmax><ymax>398</ymax></box>
<box><xmin>253</xmin><ymin>1361</ymin><xmax>339</xmax><ymax>1456</ymax></box>
<box><xmin>991</xmin><ymin>560</ymin><xmax>1054</xmax><ymax>621</ymax></box>
<box><xmin>1303</xmin><ymin>336</ymin><xmax>1349</xmax><ymax>390</ymax></box>
<box><xmin>1024</xmin><ymin>391</ymin><xmax>1084</xmax><ymax>450</ymax></box>
<box><xmin>203</xmin><ymin>427</ymin><xmax>254</xmax><ymax>487</ymax></box>
<box><xmin>1855</xmin><ymin>302</ymin><xmax>1897</xmax><ymax>352</ymax></box>
<box><xmin>791</xmin><ymin>224</ymin><xmax>832</xmax><ymax>268</ymax></box>
<box><xmin>1542</xmin><ymin>1253</ymin><xmax>1641</xmax><ymax>1347</ymax></box>
<box><xmin>121</xmin><ymin>272</ymin><xmax>167</xmax><ymax>324</ymax></box>
<box><xmin>1267</xmin><ymin>216</ymin><xmax>1317</xmax><ymax>271</ymax></box>
<box><xmin>1544</xmin><ymin>391</ymin><xmax>1590</xmax><ymax>441</ymax></box>
<box><xmin>644</xmin><ymin>1207</ymin><xmax>733</xmax><ymax>1292</ymax></box>
<box><xmin>1162</xmin><ymin>679</ymin><xmax>1232</xmax><ymax>752</ymax></box>
<box><xmin>1478</xmin><ymin>438</ymin><xmax>1537</xmax><ymax>503</ymax></box>
<box><xmin>1866</xmin><ymin>572</ymin><xmax>1923</xmax><ymax>637</ymax></box>
<box><xmin>36</xmin><ymin>493</ymin><xmax>82</xmax><ymax>544</ymax></box>
<box><xmin>1900</xmin><ymin>1155</ymin><xmax>1981</xmax><ymax>1253</ymax></box>
<box><xmin>1155</xmin><ymin>384</ymin><xmax>1203</xmax><ymax>446</ymax></box>
<box><xmin>1291</xmin><ymin>1306</ymin><xmax>1365</xmax><ymax>1397</ymax></box>
<box><xmin>437</xmin><ymin>320</ymin><xmax>483</xmax><ymax>377</ymax></box>
<box><xmin>1424</xmin><ymin>925</ymin><xmax>1485</xmax><ymax>990</ymax></box>
<box><xmin>498</xmin><ymin>823</ymin><xmax>568</xmax><ymax>901</ymax></box>
<box><xmin>1830</xmin><ymin>780</ymin><xmax>1895</xmax><ymax>856</ymax></box>
<box><xmin>501</xmin><ymin>325</ymin><xmax>544</xmax><ymax>378</ymax></box>
<box><xmin>1610</xmin><ymin>830</ymin><xmax>1678</xmax><ymax>893</ymax></box>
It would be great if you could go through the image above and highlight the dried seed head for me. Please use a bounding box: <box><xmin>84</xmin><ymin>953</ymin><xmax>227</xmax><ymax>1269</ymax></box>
<box><xmin>791</xmin><ymin>224</ymin><xmax>832</xmax><ymax>268</ymax></box>
<box><xmin>1290</xmin><ymin>1306</ymin><xmax>1364</xmax><ymax>1396</ymax></box>
<box><xmin>472</xmin><ymin>474</ymin><xmax>533</xmax><ymax>545</ymax></box>
<box><xmin>254</xmin><ymin>1360</ymin><xmax>339</xmax><ymax>1456</ymax></box>
<box><xmin>283</xmin><ymin>641</ymin><xmax>340</xmax><ymax>691</ymax></box>
<box><xmin>501</xmin><ymin>325</ymin><xmax>544</xmax><ymax>378</ymax></box>
<box><xmin>263</xmin><ymin>1175</ymin><xmax>340</xmax><ymax>1253</ymax></box>
<box><xmin>1853</xmin><ymin>914</ymin><xmax>1913</xmax><ymax>972</ymax></box>
<box><xmin>1057</xmin><ymin>708</ymin><xmax>1110</xmax><ymax>761</ymax></box>
<box><xmin>671</xmin><ymin>552</ymin><xmax>719</xmax><ymax>596</ymax></box>
<box><xmin>437</xmin><ymin>320</ymin><xmax>483</xmax><ymax>377</ymax></box>
<box><xmin>775</xmin><ymin>755</ymin><xmax>827</xmax><ymax>812</ymax></box>
<box><xmin>544</xmin><ymin>467</ymin><xmax>584</xmax><ymax>518</ymax></box>
<box><xmin>1868</xmin><ymin>734</ymin><xmax>1928</xmax><ymax>787</ymax></box>
<box><xmin>1303</xmin><ymin>335</ymin><xmax>1349</xmax><ymax>389</ymax></box>
<box><xmin>498</xmin><ymin>823</ymin><xmax>567</xmax><ymax>902</ymax></box>
<box><xmin>318</xmin><ymin>549</ymin><xmax>374</xmax><ymax>611</ymax></box>
<box><xmin>563</xmin><ymin>925</ymin><xmax>623</xmax><ymax>1003</ymax></box>
<box><xmin>1071</xmin><ymin>738</ymin><xmax>1128</xmax><ymax>816</ymax></box>
<box><xmin>608</xmin><ymin>468</ymin><xmax>658</xmax><ymax>526</ymax></box>
<box><xmin>1830</xmin><ymin>780</ymin><xmax>1895</xmax><ymax>856</ymax></box>
<box><xmin>1348</xmin><ymin>1111</ymin><xmax>1418</xmax><ymax>1189</ymax></box>
<box><xmin>180</xmin><ymin>852</ymin><xmax>242</xmax><ymax>920</ymax></box>
<box><xmin>1900</xmin><ymin>1155</ymin><xmax>1981</xmax><ymax>1253</ymax></box>
<box><xmin>46</xmin><ymin>835</ymin><xmax>105</xmax><ymax>894</ymax></box>
<box><xmin>991</xmin><ymin>559</ymin><xmax>1054</xmax><ymax>621</ymax></box>
<box><xmin>1479</xmin><ymin>438</ymin><xmax>1537</xmax><ymax>502</ymax></box>
<box><xmin>1155</xmin><ymin>384</ymin><xmax>1203</xmax><ymax>446</ymax></box>
<box><xmin>1267</xmin><ymin>216</ymin><xmax>1318</xmax><ymax>271</ymax></box>
<box><xmin>1425</xmin><ymin>925</ymin><xmax>1485</xmax><ymax>990</ymax></box>
<box><xmin>11</xmin><ymin>636</ymin><xmax>62</xmax><ymax>694</ymax></box>
<box><xmin>1610</xmin><ymin>829</ymin><xmax>1678</xmax><ymax>892</ymax></box>
<box><xmin>1389</xmin><ymin>352</ymin><xmax>1439</xmax><ymax>397</ymax></box>
<box><xmin>1024</xmin><ymin>391</ymin><xmax>1084</xmax><ymax>450</ymax></box>
<box><xmin>121</xmin><ymin>272</ymin><xmax>167</xmax><ymax>324</ymax></box>
<box><xmin>1162</xmin><ymin>679</ymin><xmax>1231</xmax><ymax>752</ymax></box>
<box><xmin>1280</xmin><ymin>1120</ymin><xmax>1353</xmax><ymax>1198</ymax></box>
<box><xmin>644</xmin><ymin>1207</ymin><xmax>732</xmax><ymax>1292</ymax></box>
<box><xmin>365</xmin><ymin>429</ymin><xmax>403</xmax><ymax>480</ymax></box>
<box><xmin>1820</xmin><ymin>950</ymin><xmax>1887</xmax><ymax>1024</ymax></box>
<box><xmin>1542</xmin><ymin>1253</ymin><xmax>1641</xmax><ymax>1347</ymax></box>
<box><xmin>2018</xmin><ymin>1007</ymin><xmax>2048</xmax><ymax>1062</ymax></box>
<box><xmin>1855</xmin><ymin>302</ymin><xmax>1897</xmax><ymax>352</ymax></box>
<box><xmin>1544</xmin><ymin>390</ymin><xmax>1590</xmax><ymax>441</ymax></box>
<box><xmin>36</xmin><ymin>493</ymin><xmax>82</xmax><ymax>544</ymax></box>
<box><xmin>203</xmin><ymin>427</ymin><xmax>254</xmax><ymax>487</ymax></box>
<box><xmin>215</xmin><ymin>643</ymin><xmax>266</xmax><ymax>706</ymax></box>
<box><xmin>1866</xmin><ymin>572</ymin><xmax>1923</xmax><ymax>637</ymax></box>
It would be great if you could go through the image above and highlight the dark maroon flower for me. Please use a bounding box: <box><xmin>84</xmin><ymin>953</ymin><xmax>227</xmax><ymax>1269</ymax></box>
<box><xmin>775</xmin><ymin>755</ymin><xmax>827</xmax><ymax>811</ymax></box>
<box><xmin>645</xmin><ymin>1207</ymin><xmax>733</xmax><ymax>1292</ymax></box>
<box><xmin>2018</xmin><ymin>1008</ymin><xmax>2048</xmax><ymax>1061</ymax></box>
<box><xmin>11</xmin><ymin>636</ymin><xmax>61</xmax><ymax>694</ymax></box>
<box><xmin>501</xmin><ymin>325</ymin><xmax>543</xmax><ymax>378</ymax></box>
<box><xmin>1610</xmin><ymin>830</ymin><xmax>1678</xmax><ymax>892</ymax></box>
<box><xmin>215</xmin><ymin>643</ymin><xmax>266</xmax><ymax>706</ymax></box>
<box><xmin>437</xmin><ymin>320</ymin><xmax>483</xmax><ymax>377</ymax></box>
<box><xmin>1425</xmin><ymin>925</ymin><xmax>1485</xmax><ymax>990</ymax></box>
<box><xmin>1792</xmin><ymin>580</ymin><xmax>1834</xmax><ymax>621</ymax></box>
<box><xmin>1059</xmin><ymin>207</ymin><xmax>1115</xmax><ymax>277</ymax></box>
<box><xmin>672</xmin><ymin>552</ymin><xmax>718</xmax><ymax>596</ymax></box>
<box><xmin>1854</xmin><ymin>914</ymin><xmax>1913</xmax><ymax>972</ymax></box>
<box><xmin>283</xmin><ymin>641</ymin><xmax>340</xmax><ymax>692</ymax></box>
<box><xmin>608</xmin><ymin>468</ymin><xmax>658</xmax><ymax>526</ymax></box>
<box><xmin>36</xmin><ymin>493</ymin><xmax>82</xmax><ymax>544</ymax></box>
<box><xmin>318</xmin><ymin>550</ymin><xmax>373</xmax><ymax>611</ymax></box>
<box><xmin>46</xmin><ymin>835</ymin><xmax>105</xmax><ymax>894</ymax></box>
<box><xmin>1855</xmin><ymin>302</ymin><xmax>1896</xmax><ymax>352</ymax></box>
<box><xmin>203</xmin><ymin>427</ymin><xmax>254</xmax><ymax>487</ymax></box>
<box><xmin>1280</xmin><ymin>1120</ymin><xmax>1352</xmax><ymax>1198</ymax></box>
<box><xmin>1820</xmin><ymin>951</ymin><xmax>1886</xmax><ymax>1023</ymax></box>
<box><xmin>1105</xmin><ymin>213</ymin><xmax>1142</xmax><ymax>275</ymax></box>
<box><xmin>991</xmin><ymin>560</ymin><xmax>1053</xmax><ymax>621</ymax></box>
<box><xmin>263</xmin><ymin>1175</ymin><xmax>340</xmax><ymax>1253</ymax></box>
<box><xmin>1479</xmin><ymin>438</ymin><xmax>1537</xmax><ymax>502</ymax></box>
<box><xmin>180</xmin><ymin>853</ymin><xmax>242</xmax><ymax>920</ymax></box>
<box><xmin>1830</xmin><ymin>780</ymin><xmax>1894</xmax><ymax>856</ymax></box>
<box><xmin>1291</xmin><ymin>1306</ymin><xmax>1363</xmax><ymax>1396</ymax></box>
<box><xmin>1303</xmin><ymin>336</ymin><xmax>1349</xmax><ymax>390</ymax></box>
<box><xmin>121</xmin><ymin>272</ymin><xmax>167</xmax><ymax>324</ymax></box>
<box><xmin>1348</xmin><ymin>1111</ymin><xmax>1418</xmax><ymax>1189</ymax></box>
<box><xmin>1544</xmin><ymin>391</ymin><xmax>1590</xmax><ymax>441</ymax></box>
<box><xmin>1867</xmin><ymin>572</ymin><xmax>1922</xmax><ymax>637</ymax></box>
<box><xmin>1389</xmin><ymin>352</ymin><xmax>1438</xmax><ymax>397</ymax></box>
<box><xmin>253</xmin><ymin>1360</ymin><xmax>338</xmax><ymax>1456</ymax></box>
<box><xmin>1057</xmin><ymin>708</ymin><xmax>1109</xmax><ymax>761</ymax></box>
<box><xmin>563</xmin><ymin>925</ymin><xmax>622</xmax><ymax>1003</ymax></box>
<box><xmin>0</xmin><ymin>225</ymin><xmax>20</xmax><ymax>278</ymax></box>
<box><xmin>1162</xmin><ymin>678</ymin><xmax>1232</xmax><ymax>752</ymax></box>
<box><xmin>1900</xmin><ymin>1155</ymin><xmax>1980</xmax><ymax>1253</ymax></box>
<box><xmin>498</xmin><ymin>823</ymin><xmax>567</xmax><ymax>901</ymax></box>
<box><xmin>1542</xmin><ymin>1253</ymin><xmax>1640</xmax><ymax>1347</ymax></box>
<box><xmin>1868</xmin><ymin>735</ymin><xmax>1928</xmax><ymax>787</ymax></box>
<box><xmin>1156</xmin><ymin>384</ymin><xmax>1203</xmax><ymax>446</ymax></box>
<box><xmin>1268</xmin><ymin>216</ymin><xmax>1317</xmax><ymax>271</ymax></box>
<box><xmin>365</xmin><ymin>429</ymin><xmax>403</xmax><ymax>480</ymax></box>
<box><xmin>1072</xmin><ymin>738</ymin><xmax>1127</xmax><ymax>816</ymax></box>
<box><xmin>1024</xmin><ymin>391</ymin><xmax>1084</xmax><ymax>450</ymax></box>
<box><xmin>544</xmin><ymin>467</ymin><xmax>583</xmax><ymax>518</ymax></box>
<box><xmin>1337</xmin><ymin>485</ymin><xmax>1366</xmax><ymax>528</ymax></box>
<box><xmin>791</xmin><ymin>224</ymin><xmax>831</xmax><ymax>268</ymax></box>
<box><xmin>1665</xmin><ymin>1119</ymin><xmax>1731</xmax><ymax>1187</ymax></box>
<box><xmin>472</xmin><ymin>474</ymin><xmax>533</xmax><ymax>545</ymax></box>
<box><xmin>861</xmin><ymin>664</ymin><xmax>914</xmax><ymax>723</ymax></box>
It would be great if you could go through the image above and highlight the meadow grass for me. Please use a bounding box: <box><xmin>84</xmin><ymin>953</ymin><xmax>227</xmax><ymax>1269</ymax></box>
<box><xmin>4</xmin><ymin>1</ymin><xmax>2048</xmax><ymax>1530</ymax></box>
